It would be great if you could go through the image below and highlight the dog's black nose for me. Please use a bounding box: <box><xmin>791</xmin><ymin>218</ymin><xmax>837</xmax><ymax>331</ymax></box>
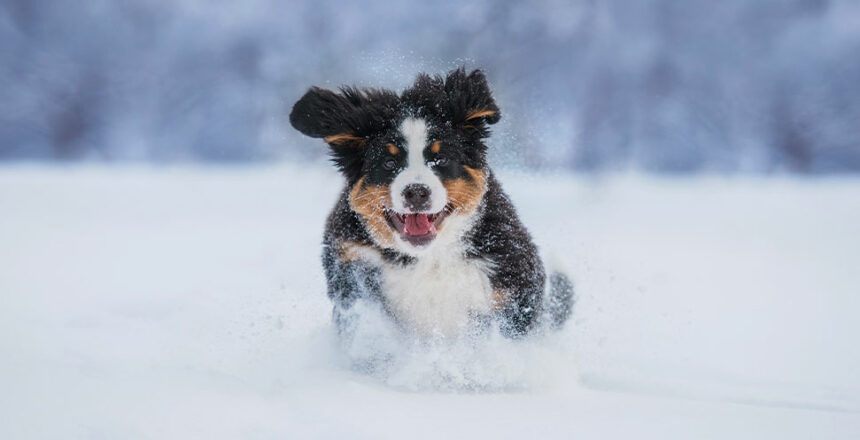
<box><xmin>402</xmin><ymin>184</ymin><xmax>431</xmax><ymax>211</ymax></box>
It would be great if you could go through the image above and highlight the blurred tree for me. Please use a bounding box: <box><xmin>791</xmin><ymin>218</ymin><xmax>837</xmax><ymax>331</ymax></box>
<box><xmin>0</xmin><ymin>0</ymin><xmax>858</xmax><ymax>172</ymax></box>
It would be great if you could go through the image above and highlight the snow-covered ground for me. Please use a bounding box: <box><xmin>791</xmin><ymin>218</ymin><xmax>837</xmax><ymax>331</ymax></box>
<box><xmin>1</xmin><ymin>164</ymin><xmax>859</xmax><ymax>439</ymax></box>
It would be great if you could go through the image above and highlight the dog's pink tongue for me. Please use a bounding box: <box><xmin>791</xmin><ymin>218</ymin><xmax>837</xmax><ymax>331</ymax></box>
<box><xmin>404</xmin><ymin>214</ymin><xmax>433</xmax><ymax>236</ymax></box>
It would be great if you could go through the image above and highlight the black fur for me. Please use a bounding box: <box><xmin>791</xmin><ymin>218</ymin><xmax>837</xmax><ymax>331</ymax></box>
<box><xmin>290</xmin><ymin>87</ymin><xmax>400</xmax><ymax>185</ymax></box>
<box><xmin>291</xmin><ymin>68</ymin><xmax>573</xmax><ymax>338</ymax></box>
<box><xmin>465</xmin><ymin>174</ymin><xmax>545</xmax><ymax>335</ymax></box>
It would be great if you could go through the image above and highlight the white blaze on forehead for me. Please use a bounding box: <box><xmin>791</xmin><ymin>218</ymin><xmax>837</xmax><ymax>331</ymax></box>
<box><xmin>390</xmin><ymin>117</ymin><xmax>447</xmax><ymax>214</ymax></box>
<box><xmin>401</xmin><ymin>117</ymin><xmax>428</xmax><ymax>166</ymax></box>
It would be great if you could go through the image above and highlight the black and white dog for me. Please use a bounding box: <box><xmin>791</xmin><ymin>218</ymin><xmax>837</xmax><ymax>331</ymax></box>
<box><xmin>290</xmin><ymin>68</ymin><xmax>572</xmax><ymax>339</ymax></box>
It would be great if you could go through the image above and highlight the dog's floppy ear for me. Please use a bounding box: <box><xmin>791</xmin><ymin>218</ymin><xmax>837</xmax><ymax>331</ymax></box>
<box><xmin>290</xmin><ymin>86</ymin><xmax>391</xmax><ymax>148</ymax></box>
<box><xmin>290</xmin><ymin>86</ymin><xmax>398</xmax><ymax>183</ymax></box>
<box><xmin>289</xmin><ymin>87</ymin><xmax>364</xmax><ymax>148</ymax></box>
<box><xmin>444</xmin><ymin>68</ymin><xmax>501</xmax><ymax>130</ymax></box>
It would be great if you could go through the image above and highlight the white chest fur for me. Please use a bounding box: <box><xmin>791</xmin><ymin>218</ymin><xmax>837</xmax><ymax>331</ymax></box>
<box><xmin>342</xmin><ymin>210</ymin><xmax>495</xmax><ymax>338</ymax></box>
<box><xmin>380</xmin><ymin>248</ymin><xmax>494</xmax><ymax>338</ymax></box>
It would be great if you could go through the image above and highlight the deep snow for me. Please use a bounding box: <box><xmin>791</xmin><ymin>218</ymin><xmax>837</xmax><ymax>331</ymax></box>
<box><xmin>1</xmin><ymin>164</ymin><xmax>859</xmax><ymax>439</ymax></box>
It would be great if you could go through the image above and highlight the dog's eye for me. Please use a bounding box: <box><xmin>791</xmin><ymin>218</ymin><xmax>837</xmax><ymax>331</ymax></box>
<box><xmin>434</xmin><ymin>155</ymin><xmax>449</xmax><ymax>167</ymax></box>
<box><xmin>383</xmin><ymin>158</ymin><xmax>397</xmax><ymax>170</ymax></box>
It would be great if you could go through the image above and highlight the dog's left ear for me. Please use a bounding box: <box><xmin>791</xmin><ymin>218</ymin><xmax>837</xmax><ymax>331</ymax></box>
<box><xmin>289</xmin><ymin>87</ymin><xmax>367</xmax><ymax>148</ymax></box>
<box><xmin>444</xmin><ymin>69</ymin><xmax>501</xmax><ymax>130</ymax></box>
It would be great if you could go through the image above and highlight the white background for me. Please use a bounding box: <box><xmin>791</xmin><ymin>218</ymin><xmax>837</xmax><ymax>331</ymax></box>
<box><xmin>2</xmin><ymin>165</ymin><xmax>859</xmax><ymax>438</ymax></box>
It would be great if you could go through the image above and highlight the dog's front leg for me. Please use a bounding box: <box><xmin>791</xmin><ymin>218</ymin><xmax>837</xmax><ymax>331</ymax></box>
<box><xmin>321</xmin><ymin>244</ymin><xmax>384</xmax><ymax>336</ymax></box>
<box><xmin>489</xmin><ymin>262</ymin><xmax>545</xmax><ymax>338</ymax></box>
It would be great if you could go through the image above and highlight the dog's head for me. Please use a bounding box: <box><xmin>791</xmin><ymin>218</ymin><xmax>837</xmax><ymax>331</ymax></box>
<box><xmin>290</xmin><ymin>68</ymin><xmax>500</xmax><ymax>254</ymax></box>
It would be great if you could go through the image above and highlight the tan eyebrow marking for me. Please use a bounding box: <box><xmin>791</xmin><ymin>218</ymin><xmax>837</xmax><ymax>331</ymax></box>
<box><xmin>430</xmin><ymin>140</ymin><xmax>441</xmax><ymax>154</ymax></box>
<box><xmin>323</xmin><ymin>133</ymin><xmax>366</xmax><ymax>147</ymax></box>
<box><xmin>465</xmin><ymin>109</ymin><xmax>497</xmax><ymax>121</ymax></box>
<box><xmin>387</xmin><ymin>143</ymin><xmax>399</xmax><ymax>155</ymax></box>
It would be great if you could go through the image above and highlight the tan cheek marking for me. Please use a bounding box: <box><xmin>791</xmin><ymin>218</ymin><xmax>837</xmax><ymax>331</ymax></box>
<box><xmin>324</xmin><ymin>133</ymin><xmax>366</xmax><ymax>147</ymax></box>
<box><xmin>430</xmin><ymin>140</ymin><xmax>441</xmax><ymax>154</ymax></box>
<box><xmin>387</xmin><ymin>143</ymin><xmax>399</xmax><ymax>155</ymax></box>
<box><xmin>465</xmin><ymin>109</ymin><xmax>497</xmax><ymax>121</ymax></box>
<box><xmin>348</xmin><ymin>176</ymin><xmax>395</xmax><ymax>247</ymax></box>
<box><xmin>443</xmin><ymin>166</ymin><xmax>487</xmax><ymax>217</ymax></box>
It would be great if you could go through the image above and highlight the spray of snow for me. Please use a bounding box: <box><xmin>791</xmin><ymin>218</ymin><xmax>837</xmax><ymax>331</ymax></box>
<box><xmin>332</xmin><ymin>298</ymin><xmax>573</xmax><ymax>392</ymax></box>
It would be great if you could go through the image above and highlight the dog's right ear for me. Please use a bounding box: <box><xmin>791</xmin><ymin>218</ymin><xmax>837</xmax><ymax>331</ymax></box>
<box><xmin>289</xmin><ymin>87</ymin><xmax>368</xmax><ymax>148</ymax></box>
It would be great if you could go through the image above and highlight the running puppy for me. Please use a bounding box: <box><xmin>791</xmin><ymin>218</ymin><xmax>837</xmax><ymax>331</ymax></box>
<box><xmin>290</xmin><ymin>68</ymin><xmax>573</xmax><ymax>338</ymax></box>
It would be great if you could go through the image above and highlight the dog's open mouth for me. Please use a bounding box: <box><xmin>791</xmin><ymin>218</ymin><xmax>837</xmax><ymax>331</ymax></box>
<box><xmin>385</xmin><ymin>206</ymin><xmax>452</xmax><ymax>247</ymax></box>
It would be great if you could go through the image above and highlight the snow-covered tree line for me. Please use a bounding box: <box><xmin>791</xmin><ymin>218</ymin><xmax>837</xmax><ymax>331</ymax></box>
<box><xmin>1</xmin><ymin>0</ymin><xmax>858</xmax><ymax>172</ymax></box>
